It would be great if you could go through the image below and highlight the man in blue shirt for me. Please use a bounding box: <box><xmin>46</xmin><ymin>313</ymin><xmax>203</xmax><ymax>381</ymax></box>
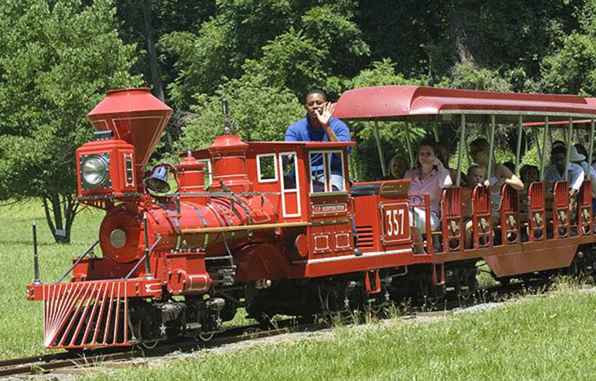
<box><xmin>285</xmin><ymin>89</ymin><xmax>350</xmax><ymax>143</ymax></box>
<box><xmin>285</xmin><ymin>90</ymin><xmax>350</xmax><ymax>191</ymax></box>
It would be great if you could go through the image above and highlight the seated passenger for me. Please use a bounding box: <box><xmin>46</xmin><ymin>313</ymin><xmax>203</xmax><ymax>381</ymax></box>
<box><xmin>469</xmin><ymin>138</ymin><xmax>524</xmax><ymax>217</ymax></box>
<box><xmin>544</xmin><ymin>141</ymin><xmax>584</xmax><ymax>195</ymax></box>
<box><xmin>574</xmin><ymin>144</ymin><xmax>596</xmax><ymax>196</ymax></box>
<box><xmin>462</xmin><ymin>165</ymin><xmax>486</xmax><ymax>218</ymax></box>
<box><xmin>519</xmin><ymin>164</ymin><xmax>539</xmax><ymax>212</ymax></box>
<box><xmin>435</xmin><ymin>144</ymin><xmax>463</xmax><ymax>184</ymax></box>
<box><xmin>502</xmin><ymin>161</ymin><xmax>516</xmax><ymax>174</ymax></box>
<box><xmin>469</xmin><ymin>138</ymin><xmax>524</xmax><ymax>191</ymax></box>
<box><xmin>463</xmin><ymin>165</ymin><xmax>486</xmax><ymax>248</ymax></box>
<box><xmin>520</xmin><ymin>165</ymin><xmax>539</xmax><ymax>185</ymax></box>
<box><xmin>387</xmin><ymin>154</ymin><xmax>408</xmax><ymax>179</ymax></box>
<box><xmin>404</xmin><ymin>138</ymin><xmax>452</xmax><ymax>232</ymax></box>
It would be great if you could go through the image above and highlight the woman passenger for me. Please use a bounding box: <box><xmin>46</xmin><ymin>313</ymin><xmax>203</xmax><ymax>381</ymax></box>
<box><xmin>404</xmin><ymin>138</ymin><xmax>452</xmax><ymax>233</ymax></box>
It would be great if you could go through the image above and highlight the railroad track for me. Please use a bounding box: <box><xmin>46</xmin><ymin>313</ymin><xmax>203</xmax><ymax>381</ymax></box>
<box><xmin>0</xmin><ymin>320</ymin><xmax>316</xmax><ymax>378</ymax></box>
<box><xmin>0</xmin><ymin>278</ymin><xmax>572</xmax><ymax>378</ymax></box>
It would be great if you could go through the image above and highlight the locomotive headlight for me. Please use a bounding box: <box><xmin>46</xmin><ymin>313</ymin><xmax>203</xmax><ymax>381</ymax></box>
<box><xmin>81</xmin><ymin>154</ymin><xmax>110</xmax><ymax>188</ymax></box>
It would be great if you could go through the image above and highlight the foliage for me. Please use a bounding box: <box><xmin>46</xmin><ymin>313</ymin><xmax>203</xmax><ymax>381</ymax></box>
<box><xmin>348</xmin><ymin>59</ymin><xmax>427</xmax><ymax>180</ymax></box>
<box><xmin>439</xmin><ymin>62</ymin><xmax>511</xmax><ymax>92</ymax></box>
<box><xmin>541</xmin><ymin>33</ymin><xmax>596</xmax><ymax>95</ymax></box>
<box><xmin>161</xmin><ymin>0</ymin><xmax>369</xmax><ymax>109</ymax></box>
<box><xmin>174</xmin><ymin>75</ymin><xmax>304</xmax><ymax>154</ymax></box>
<box><xmin>0</xmin><ymin>0</ymin><xmax>140</xmax><ymax>242</ymax></box>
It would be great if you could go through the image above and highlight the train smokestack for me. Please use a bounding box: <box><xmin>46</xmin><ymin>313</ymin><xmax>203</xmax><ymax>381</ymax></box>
<box><xmin>87</xmin><ymin>88</ymin><xmax>173</xmax><ymax>177</ymax></box>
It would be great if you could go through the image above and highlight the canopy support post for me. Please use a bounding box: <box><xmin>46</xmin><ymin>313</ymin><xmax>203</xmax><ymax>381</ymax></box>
<box><xmin>534</xmin><ymin>127</ymin><xmax>543</xmax><ymax>165</ymax></box>
<box><xmin>515</xmin><ymin>115</ymin><xmax>523</xmax><ymax>174</ymax></box>
<box><xmin>406</xmin><ymin>123</ymin><xmax>415</xmax><ymax>169</ymax></box>
<box><xmin>565</xmin><ymin>118</ymin><xmax>572</xmax><ymax>182</ymax></box>
<box><xmin>456</xmin><ymin>115</ymin><xmax>466</xmax><ymax>187</ymax></box>
<box><xmin>373</xmin><ymin>122</ymin><xmax>386</xmax><ymax>177</ymax></box>
<box><xmin>487</xmin><ymin>115</ymin><xmax>496</xmax><ymax>181</ymax></box>
<box><xmin>540</xmin><ymin>117</ymin><xmax>549</xmax><ymax>181</ymax></box>
<box><xmin>589</xmin><ymin>120</ymin><xmax>595</xmax><ymax>181</ymax></box>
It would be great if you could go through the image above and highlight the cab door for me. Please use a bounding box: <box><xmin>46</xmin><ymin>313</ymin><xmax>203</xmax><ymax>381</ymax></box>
<box><xmin>307</xmin><ymin>150</ymin><xmax>353</xmax><ymax>256</ymax></box>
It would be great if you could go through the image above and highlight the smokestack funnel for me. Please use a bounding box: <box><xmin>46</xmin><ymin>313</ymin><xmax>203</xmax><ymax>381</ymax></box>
<box><xmin>87</xmin><ymin>88</ymin><xmax>173</xmax><ymax>172</ymax></box>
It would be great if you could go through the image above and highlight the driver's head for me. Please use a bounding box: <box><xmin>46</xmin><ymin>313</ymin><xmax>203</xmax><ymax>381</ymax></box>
<box><xmin>304</xmin><ymin>89</ymin><xmax>327</xmax><ymax>121</ymax></box>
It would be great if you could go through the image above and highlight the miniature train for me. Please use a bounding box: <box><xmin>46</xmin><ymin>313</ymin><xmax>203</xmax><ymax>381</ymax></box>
<box><xmin>26</xmin><ymin>86</ymin><xmax>596</xmax><ymax>349</ymax></box>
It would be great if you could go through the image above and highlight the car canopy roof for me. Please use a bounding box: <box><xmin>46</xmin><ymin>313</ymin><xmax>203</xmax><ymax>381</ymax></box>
<box><xmin>334</xmin><ymin>86</ymin><xmax>596</xmax><ymax>123</ymax></box>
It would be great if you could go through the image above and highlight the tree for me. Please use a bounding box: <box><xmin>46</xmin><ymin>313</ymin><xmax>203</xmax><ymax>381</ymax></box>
<box><xmin>541</xmin><ymin>0</ymin><xmax>596</xmax><ymax>95</ymax></box>
<box><xmin>161</xmin><ymin>0</ymin><xmax>369</xmax><ymax>109</ymax></box>
<box><xmin>0</xmin><ymin>0</ymin><xmax>140</xmax><ymax>243</ymax></box>
<box><xmin>348</xmin><ymin>59</ymin><xmax>427</xmax><ymax>180</ymax></box>
<box><xmin>175</xmin><ymin>74</ymin><xmax>304</xmax><ymax>154</ymax></box>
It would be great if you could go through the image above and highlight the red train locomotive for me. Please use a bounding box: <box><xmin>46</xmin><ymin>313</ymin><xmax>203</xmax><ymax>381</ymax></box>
<box><xmin>26</xmin><ymin>86</ymin><xmax>596</xmax><ymax>350</ymax></box>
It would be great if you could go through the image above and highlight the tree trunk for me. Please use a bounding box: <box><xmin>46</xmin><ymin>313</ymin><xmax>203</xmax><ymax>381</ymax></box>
<box><xmin>142</xmin><ymin>0</ymin><xmax>165</xmax><ymax>102</ymax></box>
<box><xmin>447</xmin><ymin>0</ymin><xmax>476</xmax><ymax>65</ymax></box>
<box><xmin>42</xmin><ymin>193</ymin><xmax>79</xmax><ymax>244</ymax></box>
<box><xmin>142</xmin><ymin>0</ymin><xmax>172</xmax><ymax>150</ymax></box>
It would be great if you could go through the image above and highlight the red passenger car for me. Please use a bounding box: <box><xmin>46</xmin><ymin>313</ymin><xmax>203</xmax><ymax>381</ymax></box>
<box><xmin>26</xmin><ymin>86</ymin><xmax>596</xmax><ymax>349</ymax></box>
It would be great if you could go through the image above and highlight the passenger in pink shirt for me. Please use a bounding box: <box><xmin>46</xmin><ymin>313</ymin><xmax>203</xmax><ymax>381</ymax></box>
<box><xmin>404</xmin><ymin>139</ymin><xmax>453</xmax><ymax>232</ymax></box>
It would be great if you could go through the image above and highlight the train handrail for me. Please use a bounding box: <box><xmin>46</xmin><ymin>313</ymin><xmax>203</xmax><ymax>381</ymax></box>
<box><xmin>55</xmin><ymin>240</ymin><xmax>100</xmax><ymax>283</ymax></box>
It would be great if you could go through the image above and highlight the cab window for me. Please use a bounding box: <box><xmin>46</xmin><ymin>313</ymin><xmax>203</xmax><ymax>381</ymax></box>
<box><xmin>280</xmin><ymin>153</ymin><xmax>297</xmax><ymax>190</ymax></box>
<box><xmin>309</xmin><ymin>151</ymin><xmax>345</xmax><ymax>193</ymax></box>
<box><xmin>198</xmin><ymin>159</ymin><xmax>212</xmax><ymax>187</ymax></box>
<box><xmin>257</xmin><ymin>154</ymin><xmax>277</xmax><ymax>183</ymax></box>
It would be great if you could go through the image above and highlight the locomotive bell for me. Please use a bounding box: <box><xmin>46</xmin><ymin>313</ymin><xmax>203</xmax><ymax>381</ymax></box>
<box><xmin>145</xmin><ymin>165</ymin><xmax>170</xmax><ymax>193</ymax></box>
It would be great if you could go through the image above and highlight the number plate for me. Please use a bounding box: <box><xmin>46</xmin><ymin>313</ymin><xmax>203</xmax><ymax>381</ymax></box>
<box><xmin>380</xmin><ymin>202</ymin><xmax>411</xmax><ymax>245</ymax></box>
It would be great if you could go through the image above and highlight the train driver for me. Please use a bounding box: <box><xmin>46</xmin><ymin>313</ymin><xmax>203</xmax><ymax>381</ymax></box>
<box><xmin>285</xmin><ymin>89</ymin><xmax>351</xmax><ymax>191</ymax></box>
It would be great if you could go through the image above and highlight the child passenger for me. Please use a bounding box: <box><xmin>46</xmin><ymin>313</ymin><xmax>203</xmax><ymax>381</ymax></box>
<box><xmin>463</xmin><ymin>165</ymin><xmax>486</xmax><ymax>248</ymax></box>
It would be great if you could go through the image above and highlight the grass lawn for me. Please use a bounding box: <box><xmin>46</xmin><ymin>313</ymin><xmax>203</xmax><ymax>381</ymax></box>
<box><xmin>84</xmin><ymin>287</ymin><xmax>596</xmax><ymax>381</ymax></box>
<box><xmin>0</xmin><ymin>201</ymin><xmax>104</xmax><ymax>359</ymax></box>
<box><xmin>2</xmin><ymin>201</ymin><xmax>596</xmax><ymax>381</ymax></box>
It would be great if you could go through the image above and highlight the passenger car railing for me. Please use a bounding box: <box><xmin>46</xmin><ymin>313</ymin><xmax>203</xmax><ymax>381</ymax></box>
<box><xmin>552</xmin><ymin>181</ymin><xmax>570</xmax><ymax>239</ymax></box>
<box><xmin>498</xmin><ymin>184</ymin><xmax>520</xmax><ymax>244</ymax></box>
<box><xmin>440</xmin><ymin>187</ymin><xmax>464</xmax><ymax>252</ymax></box>
<box><xmin>577</xmin><ymin>180</ymin><xmax>592</xmax><ymax>235</ymax></box>
<box><xmin>471</xmin><ymin>185</ymin><xmax>493</xmax><ymax>248</ymax></box>
<box><xmin>528</xmin><ymin>182</ymin><xmax>546</xmax><ymax>241</ymax></box>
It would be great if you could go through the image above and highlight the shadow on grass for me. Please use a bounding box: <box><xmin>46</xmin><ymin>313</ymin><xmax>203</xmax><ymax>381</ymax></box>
<box><xmin>0</xmin><ymin>240</ymin><xmax>58</xmax><ymax>247</ymax></box>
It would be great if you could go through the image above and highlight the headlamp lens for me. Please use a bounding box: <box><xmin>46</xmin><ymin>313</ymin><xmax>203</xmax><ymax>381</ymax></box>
<box><xmin>82</xmin><ymin>155</ymin><xmax>109</xmax><ymax>186</ymax></box>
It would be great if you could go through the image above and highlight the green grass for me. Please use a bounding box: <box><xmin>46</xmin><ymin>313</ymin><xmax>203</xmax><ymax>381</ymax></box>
<box><xmin>2</xmin><ymin>200</ymin><xmax>596</xmax><ymax>381</ymax></box>
<box><xmin>0</xmin><ymin>201</ymin><xmax>104</xmax><ymax>359</ymax></box>
<box><xmin>84</xmin><ymin>288</ymin><xmax>596</xmax><ymax>381</ymax></box>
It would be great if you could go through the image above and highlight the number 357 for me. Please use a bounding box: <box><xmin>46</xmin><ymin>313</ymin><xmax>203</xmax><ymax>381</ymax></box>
<box><xmin>385</xmin><ymin>209</ymin><xmax>405</xmax><ymax>237</ymax></box>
